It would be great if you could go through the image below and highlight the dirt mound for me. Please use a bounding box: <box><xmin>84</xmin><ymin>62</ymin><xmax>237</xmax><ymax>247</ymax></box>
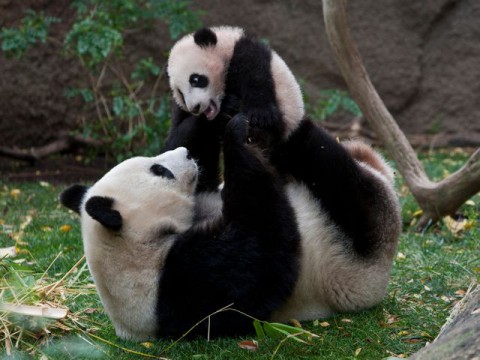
<box><xmin>0</xmin><ymin>0</ymin><xmax>479</xmax><ymax>150</ymax></box>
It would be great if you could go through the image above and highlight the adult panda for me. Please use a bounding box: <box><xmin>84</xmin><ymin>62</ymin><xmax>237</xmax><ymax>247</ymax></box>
<box><xmin>60</xmin><ymin>116</ymin><xmax>302</xmax><ymax>340</ymax></box>
<box><xmin>61</xmin><ymin>113</ymin><xmax>401</xmax><ymax>340</ymax></box>
<box><xmin>166</xmin><ymin>26</ymin><xmax>304</xmax><ymax>147</ymax></box>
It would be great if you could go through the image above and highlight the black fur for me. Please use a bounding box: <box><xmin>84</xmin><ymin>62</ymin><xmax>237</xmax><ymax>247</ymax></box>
<box><xmin>60</xmin><ymin>184</ymin><xmax>88</xmax><ymax>214</ymax></box>
<box><xmin>226</xmin><ymin>36</ymin><xmax>283</xmax><ymax>137</ymax></box>
<box><xmin>150</xmin><ymin>164</ymin><xmax>175</xmax><ymax>179</ymax></box>
<box><xmin>189</xmin><ymin>74</ymin><xmax>209</xmax><ymax>88</ymax></box>
<box><xmin>163</xmin><ymin>95</ymin><xmax>240</xmax><ymax>192</ymax></box>
<box><xmin>193</xmin><ymin>28</ymin><xmax>217</xmax><ymax>47</ymax></box>
<box><xmin>156</xmin><ymin>115</ymin><xmax>301</xmax><ymax>338</ymax></box>
<box><xmin>85</xmin><ymin>196</ymin><xmax>122</xmax><ymax>231</ymax></box>
<box><xmin>271</xmin><ymin>119</ymin><xmax>386</xmax><ymax>257</ymax></box>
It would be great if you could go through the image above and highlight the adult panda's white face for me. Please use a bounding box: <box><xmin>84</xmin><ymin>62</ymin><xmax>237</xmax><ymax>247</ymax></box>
<box><xmin>82</xmin><ymin>147</ymin><xmax>198</xmax><ymax>243</ymax></box>
<box><xmin>60</xmin><ymin>147</ymin><xmax>198</xmax><ymax>340</ymax></box>
<box><xmin>167</xmin><ymin>27</ymin><xmax>244</xmax><ymax>120</ymax></box>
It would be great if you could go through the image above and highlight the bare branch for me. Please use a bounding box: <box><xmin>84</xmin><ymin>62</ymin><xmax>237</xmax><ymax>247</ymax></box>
<box><xmin>322</xmin><ymin>0</ymin><xmax>480</xmax><ymax>226</ymax></box>
<box><xmin>0</xmin><ymin>134</ymin><xmax>103</xmax><ymax>164</ymax></box>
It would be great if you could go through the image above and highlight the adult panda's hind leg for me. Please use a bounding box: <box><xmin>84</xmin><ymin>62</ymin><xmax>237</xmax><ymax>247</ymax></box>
<box><xmin>272</xmin><ymin>118</ymin><xmax>400</xmax><ymax>258</ymax></box>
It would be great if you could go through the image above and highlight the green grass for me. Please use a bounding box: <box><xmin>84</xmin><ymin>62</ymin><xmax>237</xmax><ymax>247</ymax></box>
<box><xmin>1</xmin><ymin>149</ymin><xmax>479</xmax><ymax>359</ymax></box>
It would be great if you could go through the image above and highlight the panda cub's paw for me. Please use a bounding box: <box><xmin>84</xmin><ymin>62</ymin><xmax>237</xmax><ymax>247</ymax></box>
<box><xmin>225</xmin><ymin>113</ymin><xmax>249</xmax><ymax>143</ymax></box>
<box><xmin>246</xmin><ymin>104</ymin><xmax>282</xmax><ymax>131</ymax></box>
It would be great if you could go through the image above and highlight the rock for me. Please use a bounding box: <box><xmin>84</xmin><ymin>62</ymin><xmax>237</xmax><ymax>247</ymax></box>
<box><xmin>409</xmin><ymin>285</ymin><xmax>480</xmax><ymax>360</ymax></box>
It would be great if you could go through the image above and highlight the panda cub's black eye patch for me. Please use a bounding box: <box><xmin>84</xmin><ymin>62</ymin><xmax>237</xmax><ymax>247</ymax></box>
<box><xmin>189</xmin><ymin>74</ymin><xmax>209</xmax><ymax>88</ymax></box>
<box><xmin>150</xmin><ymin>164</ymin><xmax>175</xmax><ymax>179</ymax></box>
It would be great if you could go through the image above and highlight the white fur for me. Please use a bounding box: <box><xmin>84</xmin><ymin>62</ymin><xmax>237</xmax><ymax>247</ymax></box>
<box><xmin>272</xmin><ymin>153</ymin><xmax>400</xmax><ymax>322</ymax></box>
<box><xmin>270</xmin><ymin>51</ymin><xmax>304</xmax><ymax>136</ymax></box>
<box><xmin>168</xmin><ymin>26</ymin><xmax>244</xmax><ymax>119</ymax></box>
<box><xmin>80</xmin><ymin>147</ymin><xmax>197</xmax><ymax>340</ymax></box>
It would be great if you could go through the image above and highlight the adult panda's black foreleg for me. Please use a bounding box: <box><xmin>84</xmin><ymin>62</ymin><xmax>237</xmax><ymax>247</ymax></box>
<box><xmin>156</xmin><ymin>114</ymin><xmax>300</xmax><ymax>338</ymax></box>
<box><xmin>272</xmin><ymin>119</ymin><xmax>382</xmax><ymax>257</ymax></box>
<box><xmin>163</xmin><ymin>102</ymin><xmax>223</xmax><ymax>192</ymax></box>
<box><xmin>163</xmin><ymin>96</ymin><xmax>241</xmax><ymax>192</ymax></box>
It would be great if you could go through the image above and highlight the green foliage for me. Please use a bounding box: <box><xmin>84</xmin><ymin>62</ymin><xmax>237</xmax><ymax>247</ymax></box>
<box><xmin>0</xmin><ymin>10</ymin><xmax>60</xmax><ymax>58</ymax></box>
<box><xmin>0</xmin><ymin>1</ymin><xmax>202</xmax><ymax>161</ymax></box>
<box><xmin>306</xmin><ymin>89</ymin><xmax>362</xmax><ymax>121</ymax></box>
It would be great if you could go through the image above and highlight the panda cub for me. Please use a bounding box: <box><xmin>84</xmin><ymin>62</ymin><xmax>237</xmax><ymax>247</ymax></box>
<box><xmin>60</xmin><ymin>116</ymin><xmax>302</xmax><ymax>340</ymax></box>
<box><xmin>167</xmin><ymin>26</ymin><xmax>304</xmax><ymax>140</ymax></box>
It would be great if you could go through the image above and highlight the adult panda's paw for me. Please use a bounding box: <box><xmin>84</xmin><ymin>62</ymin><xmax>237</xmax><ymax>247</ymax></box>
<box><xmin>225</xmin><ymin>113</ymin><xmax>249</xmax><ymax>143</ymax></box>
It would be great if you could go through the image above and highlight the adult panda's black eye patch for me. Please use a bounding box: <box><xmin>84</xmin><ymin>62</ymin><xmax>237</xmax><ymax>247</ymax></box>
<box><xmin>150</xmin><ymin>164</ymin><xmax>175</xmax><ymax>179</ymax></box>
<box><xmin>189</xmin><ymin>74</ymin><xmax>209</xmax><ymax>88</ymax></box>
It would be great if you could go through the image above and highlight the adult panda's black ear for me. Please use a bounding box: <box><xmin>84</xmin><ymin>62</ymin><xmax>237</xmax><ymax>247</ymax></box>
<box><xmin>193</xmin><ymin>28</ymin><xmax>217</xmax><ymax>47</ymax></box>
<box><xmin>85</xmin><ymin>196</ymin><xmax>122</xmax><ymax>231</ymax></box>
<box><xmin>60</xmin><ymin>184</ymin><xmax>88</xmax><ymax>214</ymax></box>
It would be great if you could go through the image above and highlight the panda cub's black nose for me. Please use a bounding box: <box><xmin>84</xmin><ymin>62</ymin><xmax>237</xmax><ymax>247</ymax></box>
<box><xmin>192</xmin><ymin>104</ymin><xmax>200</xmax><ymax>114</ymax></box>
<box><xmin>186</xmin><ymin>149</ymin><xmax>192</xmax><ymax>160</ymax></box>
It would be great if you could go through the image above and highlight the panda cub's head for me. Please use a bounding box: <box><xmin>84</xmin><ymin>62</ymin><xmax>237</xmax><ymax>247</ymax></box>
<box><xmin>167</xmin><ymin>26</ymin><xmax>244</xmax><ymax>120</ymax></box>
<box><xmin>60</xmin><ymin>147</ymin><xmax>197</xmax><ymax>340</ymax></box>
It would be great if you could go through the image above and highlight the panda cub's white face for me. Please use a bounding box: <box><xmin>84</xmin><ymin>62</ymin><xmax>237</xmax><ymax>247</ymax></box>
<box><xmin>167</xmin><ymin>26</ymin><xmax>244</xmax><ymax>120</ymax></box>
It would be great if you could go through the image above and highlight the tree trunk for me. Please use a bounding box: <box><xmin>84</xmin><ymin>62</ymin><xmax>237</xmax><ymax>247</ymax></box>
<box><xmin>322</xmin><ymin>0</ymin><xmax>480</xmax><ymax>227</ymax></box>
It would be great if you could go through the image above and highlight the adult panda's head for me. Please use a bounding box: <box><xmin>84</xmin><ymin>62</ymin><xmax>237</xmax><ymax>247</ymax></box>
<box><xmin>167</xmin><ymin>26</ymin><xmax>244</xmax><ymax>120</ymax></box>
<box><xmin>60</xmin><ymin>147</ymin><xmax>197</xmax><ymax>340</ymax></box>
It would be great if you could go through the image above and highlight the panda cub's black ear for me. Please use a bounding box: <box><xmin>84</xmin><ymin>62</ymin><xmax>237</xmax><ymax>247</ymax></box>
<box><xmin>60</xmin><ymin>184</ymin><xmax>88</xmax><ymax>214</ymax></box>
<box><xmin>85</xmin><ymin>196</ymin><xmax>123</xmax><ymax>231</ymax></box>
<box><xmin>193</xmin><ymin>28</ymin><xmax>217</xmax><ymax>47</ymax></box>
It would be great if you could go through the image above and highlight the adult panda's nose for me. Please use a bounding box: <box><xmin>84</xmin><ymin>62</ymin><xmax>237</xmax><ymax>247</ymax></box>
<box><xmin>186</xmin><ymin>149</ymin><xmax>192</xmax><ymax>160</ymax></box>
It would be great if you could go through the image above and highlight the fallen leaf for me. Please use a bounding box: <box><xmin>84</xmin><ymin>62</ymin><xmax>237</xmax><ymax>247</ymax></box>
<box><xmin>387</xmin><ymin>315</ymin><xmax>399</xmax><ymax>324</ymax></box>
<box><xmin>443</xmin><ymin>216</ymin><xmax>470</xmax><ymax>235</ymax></box>
<box><xmin>10</xmin><ymin>189</ymin><xmax>21</xmax><ymax>200</ymax></box>
<box><xmin>441</xmin><ymin>295</ymin><xmax>451</xmax><ymax>303</ymax></box>
<box><xmin>341</xmin><ymin>318</ymin><xmax>353</xmax><ymax>323</ymax></box>
<box><xmin>354</xmin><ymin>348</ymin><xmax>362</xmax><ymax>357</ymax></box>
<box><xmin>59</xmin><ymin>224</ymin><xmax>72</xmax><ymax>233</ymax></box>
<box><xmin>238</xmin><ymin>340</ymin><xmax>258</xmax><ymax>351</ymax></box>
<box><xmin>141</xmin><ymin>342</ymin><xmax>154</xmax><ymax>348</ymax></box>
<box><xmin>412</xmin><ymin>209</ymin><xmax>423</xmax><ymax>217</ymax></box>
<box><xmin>455</xmin><ymin>289</ymin><xmax>466</xmax><ymax>296</ymax></box>
<box><xmin>465</xmin><ymin>199</ymin><xmax>475</xmax><ymax>206</ymax></box>
<box><xmin>398</xmin><ymin>330</ymin><xmax>409</xmax><ymax>336</ymax></box>
<box><xmin>402</xmin><ymin>338</ymin><xmax>423</xmax><ymax>344</ymax></box>
<box><xmin>396</xmin><ymin>252</ymin><xmax>406</xmax><ymax>260</ymax></box>
<box><xmin>289</xmin><ymin>319</ymin><xmax>302</xmax><ymax>328</ymax></box>
<box><xmin>319</xmin><ymin>321</ymin><xmax>330</xmax><ymax>327</ymax></box>
<box><xmin>0</xmin><ymin>246</ymin><xmax>17</xmax><ymax>258</ymax></box>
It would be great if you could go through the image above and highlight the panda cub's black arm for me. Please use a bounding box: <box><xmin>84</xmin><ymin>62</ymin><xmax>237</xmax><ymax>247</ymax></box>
<box><xmin>226</xmin><ymin>37</ymin><xmax>284</xmax><ymax>137</ymax></box>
